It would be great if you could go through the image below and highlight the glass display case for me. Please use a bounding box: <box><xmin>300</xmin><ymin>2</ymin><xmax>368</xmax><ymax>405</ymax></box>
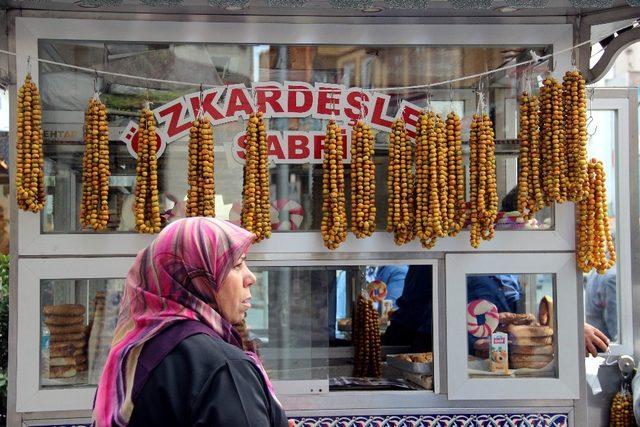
<box><xmin>465</xmin><ymin>273</ymin><xmax>557</xmax><ymax>379</ymax></box>
<box><xmin>28</xmin><ymin>261</ymin><xmax>438</xmax><ymax>401</ymax></box>
<box><xmin>36</xmin><ymin>40</ymin><xmax>554</xmax><ymax>235</ymax></box>
<box><xmin>39</xmin><ymin>278</ymin><xmax>122</xmax><ymax>388</ymax></box>
<box><xmin>445</xmin><ymin>253</ymin><xmax>580</xmax><ymax>401</ymax></box>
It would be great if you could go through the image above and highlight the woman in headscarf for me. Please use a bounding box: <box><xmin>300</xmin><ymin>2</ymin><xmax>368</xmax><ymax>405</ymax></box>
<box><xmin>92</xmin><ymin>217</ymin><xmax>288</xmax><ymax>427</ymax></box>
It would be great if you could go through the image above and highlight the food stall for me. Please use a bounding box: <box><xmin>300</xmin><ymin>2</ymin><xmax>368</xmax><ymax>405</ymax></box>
<box><xmin>4</xmin><ymin>2</ymin><xmax>640</xmax><ymax>426</ymax></box>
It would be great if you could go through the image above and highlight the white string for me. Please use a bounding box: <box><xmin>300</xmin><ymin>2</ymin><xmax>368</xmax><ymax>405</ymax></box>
<box><xmin>3</xmin><ymin>20</ymin><xmax>636</xmax><ymax>93</ymax></box>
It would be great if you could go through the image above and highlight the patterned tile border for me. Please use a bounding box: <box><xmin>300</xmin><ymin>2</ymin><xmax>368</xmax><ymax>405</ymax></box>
<box><xmin>288</xmin><ymin>413</ymin><xmax>569</xmax><ymax>427</ymax></box>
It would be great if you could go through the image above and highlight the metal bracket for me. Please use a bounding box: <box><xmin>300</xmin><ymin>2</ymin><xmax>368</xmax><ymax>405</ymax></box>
<box><xmin>581</xmin><ymin>25</ymin><xmax>640</xmax><ymax>83</ymax></box>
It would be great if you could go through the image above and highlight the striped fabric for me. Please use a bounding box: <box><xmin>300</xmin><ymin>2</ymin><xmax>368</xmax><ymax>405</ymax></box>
<box><xmin>92</xmin><ymin>217</ymin><xmax>279</xmax><ymax>426</ymax></box>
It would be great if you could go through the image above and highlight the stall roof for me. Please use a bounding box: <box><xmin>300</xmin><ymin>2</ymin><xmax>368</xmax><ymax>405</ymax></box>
<box><xmin>0</xmin><ymin>0</ymin><xmax>634</xmax><ymax>18</ymax></box>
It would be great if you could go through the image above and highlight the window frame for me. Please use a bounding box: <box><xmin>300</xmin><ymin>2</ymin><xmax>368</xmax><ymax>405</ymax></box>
<box><xmin>16</xmin><ymin>256</ymin><xmax>442</xmax><ymax>412</ymax></box>
<box><xmin>587</xmin><ymin>92</ymin><xmax>635</xmax><ymax>357</ymax></box>
<box><xmin>16</xmin><ymin>257</ymin><xmax>134</xmax><ymax>412</ymax></box>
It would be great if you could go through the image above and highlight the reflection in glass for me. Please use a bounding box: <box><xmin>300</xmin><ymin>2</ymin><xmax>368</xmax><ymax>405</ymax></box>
<box><xmin>466</xmin><ymin>273</ymin><xmax>557</xmax><ymax>378</ymax></box>
<box><xmin>38</xmin><ymin>40</ymin><xmax>553</xmax><ymax>233</ymax></box>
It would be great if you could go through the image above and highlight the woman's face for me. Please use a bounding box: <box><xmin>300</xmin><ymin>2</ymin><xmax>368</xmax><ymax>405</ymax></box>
<box><xmin>216</xmin><ymin>254</ymin><xmax>256</xmax><ymax>324</ymax></box>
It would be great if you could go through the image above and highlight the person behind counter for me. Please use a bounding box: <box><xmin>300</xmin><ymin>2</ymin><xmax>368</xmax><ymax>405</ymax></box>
<box><xmin>381</xmin><ymin>265</ymin><xmax>433</xmax><ymax>352</ymax></box>
<box><xmin>369</xmin><ymin>265</ymin><xmax>409</xmax><ymax>308</ymax></box>
<box><xmin>584</xmin><ymin>265</ymin><xmax>617</xmax><ymax>353</ymax></box>
<box><xmin>93</xmin><ymin>217</ymin><xmax>288</xmax><ymax>427</ymax></box>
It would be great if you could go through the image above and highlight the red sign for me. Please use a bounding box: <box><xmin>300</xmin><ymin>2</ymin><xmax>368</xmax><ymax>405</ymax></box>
<box><xmin>119</xmin><ymin>81</ymin><xmax>421</xmax><ymax>162</ymax></box>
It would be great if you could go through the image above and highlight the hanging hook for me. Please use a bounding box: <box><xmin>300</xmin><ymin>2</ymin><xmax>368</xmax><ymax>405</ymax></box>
<box><xmin>251</xmin><ymin>86</ymin><xmax>257</xmax><ymax>113</ymax></box>
<box><xmin>425</xmin><ymin>88</ymin><xmax>432</xmax><ymax>111</ymax></box>
<box><xmin>395</xmin><ymin>95</ymin><xmax>405</xmax><ymax>119</ymax></box>
<box><xmin>93</xmin><ymin>69</ymin><xmax>99</xmax><ymax>98</ymax></box>
<box><xmin>26</xmin><ymin>55</ymin><xmax>31</xmax><ymax>76</ymax></box>
<box><xmin>448</xmin><ymin>83</ymin><xmax>455</xmax><ymax>112</ymax></box>
<box><xmin>197</xmin><ymin>83</ymin><xmax>205</xmax><ymax>119</ymax></box>
<box><xmin>359</xmin><ymin>90</ymin><xmax>366</xmax><ymax>123</ymax></box>
<box><xmin>476</xmin><ymin>84</ymin><xmax>486</xmax><ymax>117</ymax></box>
<box><xmin>144</xmin><ymin>84</ymin><xmax>151</xmax><ymax>111</ymax></box>
<box><xmin>525</xmin><ymin>67</ymin><xmax>534</xmax><ymax>95</ymax></box>
<box><xmin>586</xmin><ymin>87</ymin><xmax>598</xmax><ymax>139</ymax></box>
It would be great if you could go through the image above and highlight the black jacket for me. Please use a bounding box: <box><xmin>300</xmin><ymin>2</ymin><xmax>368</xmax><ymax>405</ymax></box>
<box><xmin>128</xmin><ymin>331</ymin><xmax>288</xmax><ymax>427</ymax></box>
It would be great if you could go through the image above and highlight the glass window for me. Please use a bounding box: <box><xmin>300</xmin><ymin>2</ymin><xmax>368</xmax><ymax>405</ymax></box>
<box><xmin>38</xmin><ymin>40</ymin><xmax>553</xmax><ymax>234</ymax></box>
<box><xmin>248</xmin><ymin>263</ymin><xmax>434</xmax><ymax>391</ymax></box>
<box><xmin>583</xmin><ymin>109</ymin><xmax>619</xmax><ymax>343</ymax></box>
<box><xmin>38</xmin><ymin>263</ymin><xmax>435</xmax><ymax>392</ymax></box>
<box><xmin>40</xmin><ymin>278</ymin><xmax>123</xmax><ymax>388</ymax></box>
<box><xmin>466</xmin><ymin>273</ymin><xmax>557</xmax><ymax>379</ymax></box>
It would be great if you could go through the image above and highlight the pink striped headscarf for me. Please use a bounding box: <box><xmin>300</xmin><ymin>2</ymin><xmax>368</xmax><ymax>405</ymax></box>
<box><xmin>92</xmin><ymin>217</ymin><xmax>278</xmax><ymax>426</ymax></box>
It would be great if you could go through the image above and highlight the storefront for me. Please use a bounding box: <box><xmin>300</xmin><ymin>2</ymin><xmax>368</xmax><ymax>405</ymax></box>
<box><xmin>5</xmin><ymin>3</ymin><xmax>640</xmax><ymax>426</ymax></box>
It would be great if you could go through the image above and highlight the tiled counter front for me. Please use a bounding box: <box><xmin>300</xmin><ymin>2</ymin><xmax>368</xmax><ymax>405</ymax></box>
<box><xmin>288</xmin><ymin>413</ymin><xmax>569</xmax><ymax>426</ymax></box>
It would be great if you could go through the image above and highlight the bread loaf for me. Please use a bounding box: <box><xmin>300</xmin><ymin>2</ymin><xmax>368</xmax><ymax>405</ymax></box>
<box><xmin>49</xmin><ymin>344</ymin><xmax>74</xmax><ymax>358</ymax></box>
<box><xmin>499</xmin><ymin>312</ymin><xmax>537</xmax><ymax>326</ymax></box>
<box><xmin>50</xmin><ymin>339</ymin><xmax>85</xmax><ymax>350</ymax></box>
<box><xmin>49</xmin><ymin>366</ymin><xmax>77</xmax><ymax>378</ymax></box>
<box><xmin>510</xmin><ymin>359</ymin><xmax>553</xmax><ymax>369</ymax></box>
<box><xmin>511</xmin><ymin>354</ymin><xmax>554</xmax><ymax>364</ymax></box>
<box><xmin>510</xmin><ymin>336</ymin><xmax>553</xmax><ymax>346</ymax></box>
<box><xmin>45</xmin><ymin>315</ymin><xmax>84</xmax><ymax>326</ymax></box>
<box><xmin>50</xmin><ymin>357</ymin><xmax>76</xmax><ymax>367</ymax></box>
<box><xmin>511</xmin><ymin>344</ymin><xmax>554</xmax><ymax>355</ymax></box>
<box><xmin>49</xmin><ymin>332</ymin><xmax>85</xmax><ymax>343</ymax></box>
<box><xmin>507</xmin><ymin>324</ymin><xmax>553</xmax><ymax>338</ymax></box>
<box><xmin>538</xmin><ymin>296</ymin><xmax>554</xmax><ymax>327</ymax></box>
<box><xmin>47</xmin><ymin>324</ymin><xmax>86</xmax><ymax>334</ymax></box>
<box><xmin>43</xmin><ymin>304</ymin><xmax>86</xmax><ymax>317</ymax></box>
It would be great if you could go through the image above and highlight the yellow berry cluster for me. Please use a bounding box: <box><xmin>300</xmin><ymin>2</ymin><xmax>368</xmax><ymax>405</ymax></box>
<box><xmin>350</xmin><ymin>120</ymin><xmax>376</xmax><ymax>238</ymax></box>
<box><xmin>445</xmin><ymin>112</ymin><xmax>467</xmax><ymax>236</ymax></box>
<box><xmin>563</xmin><ymin>70</ymin><xmax>589</xmax><ymax>202</ymax></box>
<box><xmin>134</xmin><ymin>108</ymin><xmax>162</xmax><ymax>234</ymax></box>
<box><xmin>540</xmin><ymin>77</ymin><xmax>568</xmax><ymax>203</ymax></box>
<box><xmin>415</xmin><ymin>112</ymin><xmax>446</xmax><ymax>248</ymax></box>
<box><xmin>16</xmin><ymin>74</ymin><xmax>44</xmax><ymax>212</ymax></box>
<box><xmin>353</xmin><ymin>294</ymin><xmax>381</xmax><ymax>378</ymax></box>
<box><xmin>609</xmin><ymin>391</ymin><xmax>634</xmax><ymax>427</ymax></box>
<box><xmin>321</xmin><ymin>119</ymin><xmax>347</xmax><ymax>249</ymax></box>
<box><xmin>577</xmin><ymin>159</ymin><xmax>616</xmax><ymax>273</ymax></box>
<box><xmin>241</xmin><ymin>111</ymin><xmax>271</xmax><ymax>242</ymax></box>
<box><xmin>517</xmin><ymin>92</ymin><xmax>545</xmax><ymax>219</ymax></box>
<box><xmin>386</xmin><ymin>119</ymin><xmax>415</xmax><ymax>245</ymax></box>
<box><xmin>469</xmin><ymin>114</ymin><xmax>498</xmax><ymax>248</ymax></box>
<box><xmin>80</xmin><ymin>98</ymin><xmax>111</xmax><ymax>230</ymax></box>
<box><xmin>186</xmin><ymin>117</ymin><xmax>215</xmax><ymax>217</ymax></box>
